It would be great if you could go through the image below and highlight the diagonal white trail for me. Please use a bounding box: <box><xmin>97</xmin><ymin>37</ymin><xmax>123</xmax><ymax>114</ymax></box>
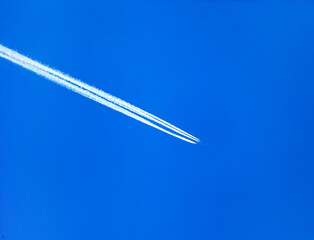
<box><xmin>0</xmin><ymin>44</ymin><xmax>199</xmax><ymax>144</ymax></box>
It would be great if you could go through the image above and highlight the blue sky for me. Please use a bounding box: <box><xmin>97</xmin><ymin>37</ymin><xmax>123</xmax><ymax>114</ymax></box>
<box><xmin>1</xmin><ymin>1</ymin><xmax>314</xmax><ymax>239</ymax></box>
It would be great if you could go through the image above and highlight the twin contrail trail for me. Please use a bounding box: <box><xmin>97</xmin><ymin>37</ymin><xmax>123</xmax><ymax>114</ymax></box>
<box><xmin>0</xmin><ymin>44</ymin><xmax>199</xmax><ymax>144</ymax></box>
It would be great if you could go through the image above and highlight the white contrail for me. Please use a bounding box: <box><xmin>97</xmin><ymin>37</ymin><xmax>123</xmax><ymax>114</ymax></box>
<box><xmin>0</xmin><ymin>44</ymin><xmax>199</xmax><ymax>144</ymax></box>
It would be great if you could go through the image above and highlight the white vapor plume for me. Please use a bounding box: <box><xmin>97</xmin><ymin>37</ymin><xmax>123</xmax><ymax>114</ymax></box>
<box><xmin>0</xmin><ymin>44</ymin><xmax>199</xmax><ymax>144</ymax></box>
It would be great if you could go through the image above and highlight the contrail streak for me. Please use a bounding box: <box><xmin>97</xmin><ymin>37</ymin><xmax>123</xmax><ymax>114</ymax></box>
<box><xmin>0</xmin><ymin>44</ymin><xmax>199</xmax><ymax>144</ymax></box>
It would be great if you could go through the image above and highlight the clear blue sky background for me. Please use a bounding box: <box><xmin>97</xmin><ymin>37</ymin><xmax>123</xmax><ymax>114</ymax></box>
<box><xmin>1</xmin><ymin>1</ymin><xmax>314</xmax><ymax>239</ymax></box>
